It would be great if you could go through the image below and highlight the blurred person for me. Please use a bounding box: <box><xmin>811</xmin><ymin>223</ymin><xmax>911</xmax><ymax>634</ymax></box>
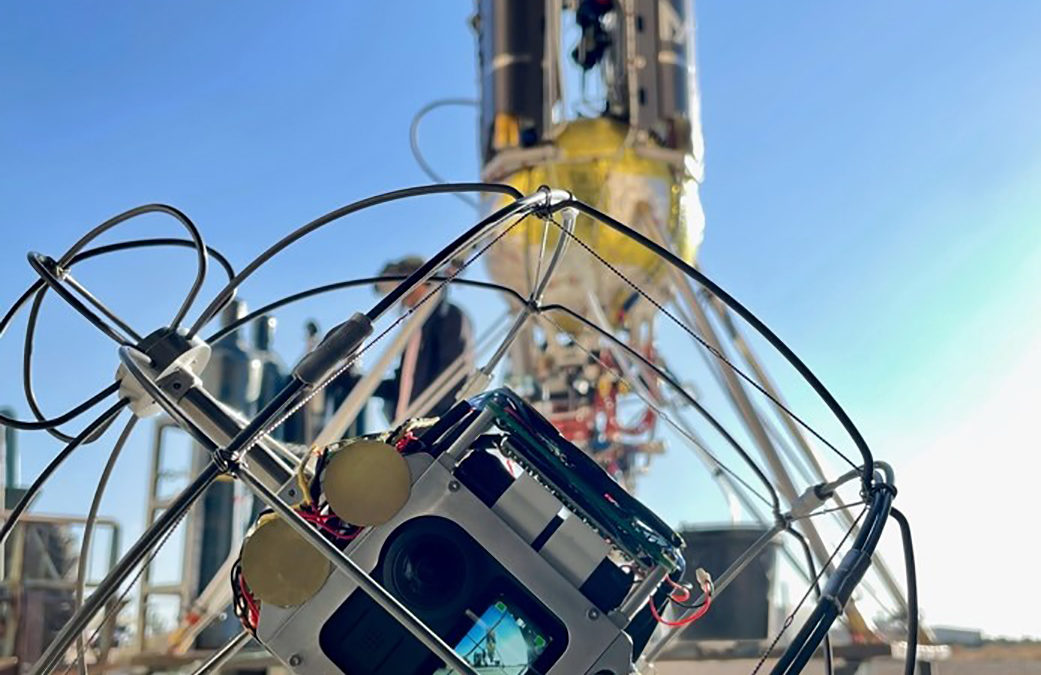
<box><xmin>374</xmin><ymin>256</ymin><xmax>473</xmax><ymax>421</ymax></box>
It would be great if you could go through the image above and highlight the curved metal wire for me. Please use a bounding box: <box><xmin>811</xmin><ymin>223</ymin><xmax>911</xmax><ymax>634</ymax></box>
<box><xmin>1</xmin><ymin>185</ymin><xmax>908</xmax><ymax>675</ymax></box>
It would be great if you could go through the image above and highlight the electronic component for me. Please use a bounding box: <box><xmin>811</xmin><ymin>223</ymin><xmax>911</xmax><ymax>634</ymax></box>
<box><xmin>236</xmin><ymin>388</ymin><xmax>684</xmax><ymax>674</ymax></box>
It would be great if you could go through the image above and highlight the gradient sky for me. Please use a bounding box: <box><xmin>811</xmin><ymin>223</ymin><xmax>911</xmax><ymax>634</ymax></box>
<box><xmin>2</xmin><ymin>2</ymin><xmax>1040</xmax><ymax>640</ymax></box>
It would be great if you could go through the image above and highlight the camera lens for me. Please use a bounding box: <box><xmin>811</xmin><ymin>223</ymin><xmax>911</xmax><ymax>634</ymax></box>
<box><xmin>387</xmin><ymin>532</ymin><xmax>468</xmax><ymax>611</ymax></box>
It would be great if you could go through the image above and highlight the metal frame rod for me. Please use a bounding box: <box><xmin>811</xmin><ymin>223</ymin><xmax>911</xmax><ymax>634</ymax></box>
<box><xmin>30</xmin><ymin>461</ymin><xmax>222</xmax><ymax>675</ymax></box>
<box><xmin>639</xmin><ymin>523</ymin><xmax>785</xmax><ymax>664</ymax></box>
<box><xmin>392</xmin><ymin>311</ymin><xmax>511</xmax><ymax>426</ymax></box>
<box><xmin>707</xmin><ymin>296</ymin><xmax>908</xmax><ymax>615</ymax></box>
<box><xmin>456</xmin><ymin>207</ymin><xmax>576</xmax><ymax>400</ymax></box>
<box><xmin>618</xmin><ymin>565</ymin><xmax>668</xmax><ymax>622</ymax></box>
<box><xmin>235</xmin><ymin>465</ymin><xmax>477</xmax><ymax>675</ymax></box>
<box><xmin>190</xmin><ymin>629</ymin><xmax>253</xmax><ymax>675</ymax></box>
<box><xmin>312</xmin><ymin>295</ymin><xmax>439</xmax><ymax>448</ymax></box>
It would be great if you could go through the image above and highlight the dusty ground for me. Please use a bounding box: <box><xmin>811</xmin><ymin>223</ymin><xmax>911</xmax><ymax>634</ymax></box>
<box><xmin>651</xmin><ymin>652</ymin><xmax>1041</xmax><ymax>674</ymax></box>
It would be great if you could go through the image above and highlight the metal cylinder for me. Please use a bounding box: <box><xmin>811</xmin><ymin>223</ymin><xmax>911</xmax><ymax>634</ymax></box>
<box><xmin>476</xmin><ymin>0</ymin><xmax>546</xmax><ymax>163</ymax></box>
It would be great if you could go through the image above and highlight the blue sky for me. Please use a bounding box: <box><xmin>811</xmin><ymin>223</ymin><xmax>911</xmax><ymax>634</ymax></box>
<box><xmin>2</xmin><ymin>1</ymin><xmax>1040</xmax><ymax>640</ymax></box>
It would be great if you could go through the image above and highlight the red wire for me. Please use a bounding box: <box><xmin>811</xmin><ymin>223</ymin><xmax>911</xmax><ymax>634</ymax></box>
<box><xmin>238</xmin><ymin>573</ymin><xmax>260</xmax><ymax>629</ymax></box>
<box><xmin>665</xmin><ymin>576</ymin><xmax>691</xmax><ymax>603</ymax></box>
<box><xmin>650</xmin><ymin>581</ymin><xmax>712</xmax><ymax>627</ymax></box>
<box><xmin>298</xmin><ymin>510</ymin><xmax>361</xmax><ymax>541</ymax></box>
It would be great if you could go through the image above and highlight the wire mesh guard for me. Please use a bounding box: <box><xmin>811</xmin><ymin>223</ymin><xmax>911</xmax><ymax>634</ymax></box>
<box><xmin>0</xmin><ymin>183</ymin><xmax>916</xmax><ymax>675</ymax></box>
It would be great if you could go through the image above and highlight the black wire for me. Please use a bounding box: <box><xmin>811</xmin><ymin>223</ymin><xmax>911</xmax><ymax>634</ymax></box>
<box><xmin>751</xmin><ymin>507</ymin><xmax>867</xmax><ymax>675</ymax></box>
<box><xmin>69</xmin><ymin>237</ymin><xmax>236</xmax><ymax>281</ymax></box>
<box><xmin>28</xmin><ymin>252</ymin><xmax>134</xmax><ymax>346</ymax></box>
<box><xmin>409</xmin><ymin>98</ymin><xmax>481</xmax><ymax>208</ymax></box>
<box><xmin>187</xmin><ymin>182</ymin><xmax>524</xmax><ymax>337</ymax></box>
<box><xmin>770</xmin><ymin>485</ymin><xmax>894</xmax><ymax>675</ymax></box>
<box><xmin>668</xmin><ymin>592</ymin><xmax>708</xmax><ymax>611</ymax></box>
<box><xmin>890</xmin><ymin>507</ymin><xmax>918</xmax><ymax>675</ymax></box>
<box><xmin>785</xmin><ymin>527</ymin><xmax>834</xmax><ymax>675</ymax></box>
<box><xmin>200</xmin><ymin>268</ymin><xmax>778</xmax><ymax>515</ymax></box>
<box><xmin>74</xmin><ymin>489</ymin><xmax>200</xmax><ymax>670</ymax></box>
<box><xmin>54</xmin><ymin>203</ymin><xmax>209</xmax><ymax>331</ymax></box>
<box><xmin>23</xmin><ymin>288</ymin><xmax>119</xmax><ymax>444</ymax></box>
<box><xmin>551</xmin><ymin>201</ymin><xmax>875</xmax><ymax>491</ymax></box>
<box><xmin>541</xmin><ymin>303</ymin><xmax>782</xmax><ymax>515</ymax></box>
<box><xmin>12</xmin><ymin>238</ymin><xmax>236</xmax><ymax>441</ymax></box>
<box><xmin>0</xmin><ymin>238</ymin><xmax>235</xmax><ymax>340</ymax></box>
<box><xmin>0</xmin><ymin>382</ymin><xmax>119</xmax><ymax>434</ymax></box>
<box><xmin>204</xmin><ymin>274</ymin><xmax>527</xmax><ymax>344</ymax></box>
<box><xmin>0</xmin><ymin>399</ymin><xmax>127</xmax><ymax>549</ymax></box>
<box><xmin>366</xmin><ymin>196</ymin><xmax>531</xmax><ymax>322</ymax></box>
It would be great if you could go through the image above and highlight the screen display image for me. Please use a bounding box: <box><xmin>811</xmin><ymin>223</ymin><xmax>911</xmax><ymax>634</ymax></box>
<box><xmin>450</xmin><ymin>599</ymin><xmax>549</xmax><ymax>674</ymax></box>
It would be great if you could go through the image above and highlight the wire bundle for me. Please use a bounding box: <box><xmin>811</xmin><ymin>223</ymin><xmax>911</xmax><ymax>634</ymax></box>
<box><xmin>650</xmin><ymin>573</ymin><xmax>713</xmax><ymax>628</ymax></box>
<box><xmin>0</xmin><ymin>182</ymin><xmax>918</xmax><ymax>675</ymax></box>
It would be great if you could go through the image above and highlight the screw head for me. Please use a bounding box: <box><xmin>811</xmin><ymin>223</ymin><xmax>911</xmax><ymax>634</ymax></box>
<box><xmin>289</xmin><ymin>654</ymin><xmax>302</xmax><ymax>666</ymax></box>
<box><xmin>587</xmin><ymin>608</ymin><xmax>600</xmax><ymax>620</ymax></box>
<box><xmin>448</xmin><ymin>480</ymin><xmax>460</xmax><ymax>492</ymax></box>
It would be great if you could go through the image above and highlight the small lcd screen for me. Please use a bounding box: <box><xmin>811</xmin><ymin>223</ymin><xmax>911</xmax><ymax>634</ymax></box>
<box><xmin>452</xmin><ymin>598</ymin><xmax>548</xmax><ymax>674</ymax></box>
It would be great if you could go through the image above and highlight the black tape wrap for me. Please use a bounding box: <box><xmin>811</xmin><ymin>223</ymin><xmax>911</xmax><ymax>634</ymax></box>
<box><xmin>292</xmin><ymin>312</ymin><xmax>373</xmax><ymax>385</ymax></box>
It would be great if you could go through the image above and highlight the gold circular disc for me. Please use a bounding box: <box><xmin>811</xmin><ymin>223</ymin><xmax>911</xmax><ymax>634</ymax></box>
<box><xmin>240</xmin><ymin>514</ymin><xmax>331</xmax><ymax>607</ymax></box>
<box><xmin>323</xmin><ymin>439</ymin><xmax>411</xmax><ymax>526</ymax></box>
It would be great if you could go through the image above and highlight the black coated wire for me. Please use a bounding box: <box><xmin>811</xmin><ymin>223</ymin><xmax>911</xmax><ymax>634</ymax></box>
<box><xmin>785</xmin><ymin>526</ymin><xmax>834</xmax><ymax>675</ymax></box>
<box><xmin>187</xmin><ymin>182</ymin><xmax>524</xmax><ymax>337</ymax></box>
<box><xmin>23</xmin><ymin>288</ymin><xmax>120</xmax><ymax>444</ymax></box>
<box><xmin>12</xmin><ymin>238</ymin><xmax>237</xmax><ymax>441</ymax></box>
<box><xmin>751</xmin><ymin>507</ymin><xmax>867</xmax><ymax>675</ymax></box>
<box><xmin>890</xmin><ymin>507</ymin><xmax>918</xmax><ymax>675</ymax></box>
<box><xmin>0</xmin><ymin>399</ymin><xmax>127</xmax><ymax>549</ymax></box>
<box><xmin>54</xmin><ymin>203</ymin><xmax>209</xmax><ymax>331</ymax></box>
<box><xmin>409</xmin><ymin>98</ymin><xmax>481</xmax><ymax>207</ymax></box>
<box><xmin>0</xmin><ymin>381</ymin><xmax>119</xmax><ymax>434</ymax></box>
<box><xmin>70</xmin><ymin>493</ymin><xmax>198</xmax><ymax>675</ymax></box>
<box><xmin>195</xmin><ymin>270</ymin><xmax>778</xmax><ymax>514</ymax></box>
<box><xmin>256</xmin><ymin>211</ymin><xmax>532</xmax><ymax>443</ymax></box>
<box><xmin>205</xmin><ymin>275</ymin><xmax>527</xmax><ymax>345</ymax></box>
<box><xmin>549</xmin><ymin>203</ymin><xmax>875</xmax><ymax>491</ymax></box>
<box><xmin>0</xmin><ymin>238</ymin><xmax>235</xmax><ymax>340</ymax></box>
<box><xmin>769</xmin><ymin>484</ymin><xmax>894</xmax><ymax>675</ymax></box>
<box><xmin>539</xmin><ymin>304</ymin><xmax>782</xmax><ymax>515</ymax></box>
<box><xmin>73</xmin><ymin>415</ymin><xmax>137</xmax><ymax>675</ymax></box>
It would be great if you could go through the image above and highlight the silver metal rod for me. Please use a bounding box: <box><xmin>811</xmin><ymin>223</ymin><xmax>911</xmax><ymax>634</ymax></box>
<box><xmin>393</xmin><ymin>311</ymin><xmax>510</xmax><ymax>426</ymax></box>
<box><xmin>707</xmin><ymin>296</ymin><xmax>909</xmax><ymax>614</ymax></box>
<box><xmin>440</xmin><ymin>407</ymin><xmax>496</xmax><ymax>466</ymax></box>
<box><xmin>640</xmin><ymin>523</ymin><xmax>784</xmax><ymax>664</ymax></box>
<box><xmin>191</xmin><ymin>629</ymin><xmax>253</xmax><ymax>675</ymax></box>
<box><xmin>457</xmin><ymin>208</ymin><xmax>575</xmax><ymax>401</ymax></box>
<box><xmin>30</xmin><ymin>461</ymin><xmax>221</xmax><ymax>675</ymax></box>
<box><xmin>485</xmin><ymin>207</ymin><xmax>574</xmax><ymax>372</ymax></box>
<box><xmin>236</xmin><ymin>465</ymin><xmax>477</xmax><ymax>675</ymax></box>
<box><xmin>618</xmin><ymin>565</ymin><xmax>668</xmax><ymax>621</ymax></box>
<box><xmin>313</xmin><ymin>296</ymin><xmax>438</xmax><ymax>448</ymax></box>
